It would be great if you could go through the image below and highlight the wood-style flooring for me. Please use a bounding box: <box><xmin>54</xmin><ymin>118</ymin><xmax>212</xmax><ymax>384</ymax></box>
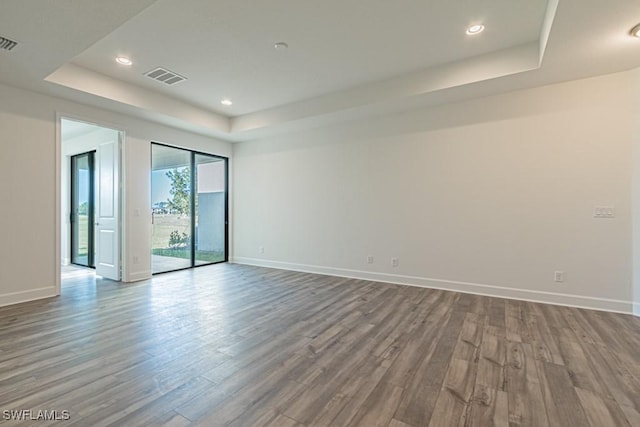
<box><xmin>0</xmin><ymin>263</ymin><xmax>639</xmax><ymax>426</ymax></box>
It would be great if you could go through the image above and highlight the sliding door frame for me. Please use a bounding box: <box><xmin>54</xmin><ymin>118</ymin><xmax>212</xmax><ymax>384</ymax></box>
<box><xmin>151</xmin><ymin>142</ymin><xmax>229</xmax><ymax>274</ymax></box>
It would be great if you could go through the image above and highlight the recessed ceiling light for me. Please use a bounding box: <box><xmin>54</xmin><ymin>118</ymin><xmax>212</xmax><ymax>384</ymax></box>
<box><xmin>631</xmin><ymin>23</ymin><xmax>640</xmax><ymax>38</ymax></box>
<box><xmin>221</xmin><ymin>99</ymin><xmax>233</xmax><ymax>106</ymax></box>
<box><xmin>466</xmin><ymin>24</ymin><xmax>485</xmax><ymax>35</ymax></box>
<box><xmin>274</xmin><ymin>42</ymin><xmax>289</xmax><ymax>50</ymax></box>
<box><xmin>115</xmin><ymin>56</ymin><xmax>132</xmax><ymax>66</ymax></box>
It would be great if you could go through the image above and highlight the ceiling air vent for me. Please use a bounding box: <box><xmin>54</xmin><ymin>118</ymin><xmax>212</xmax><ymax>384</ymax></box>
<box><xmin>143</xmin><ymin>67</ymin><xmax>186</xmax><ymax>85</ymax></box>
<box><xmin>0</xmin><ymin>36</ymin><xmax>18</xmax><ymax>51</ymax></box>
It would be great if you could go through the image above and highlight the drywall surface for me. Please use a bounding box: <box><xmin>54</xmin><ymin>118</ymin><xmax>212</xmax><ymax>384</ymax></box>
<box><xmin>631</xmin><ymin>67</ymin><xmax>640</xmax><ymax>316</ymax></box>
<box><xmin>233</xmin><ymin>71</ymin><xmax>634</xmax><ymax>313</ymax></box>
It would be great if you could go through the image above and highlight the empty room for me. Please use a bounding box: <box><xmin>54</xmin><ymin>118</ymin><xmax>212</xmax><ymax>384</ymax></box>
<box><xmin>1</xmin><ymin>0</ymin><xmax>640</xmax><ymax>426</ymax></box>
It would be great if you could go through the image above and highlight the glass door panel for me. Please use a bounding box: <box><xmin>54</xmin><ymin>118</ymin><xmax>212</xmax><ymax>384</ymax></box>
<box><xmin>194</xmin><ymin>154</ymin><xmax>227</xmax><ymax>265</ymax></box>
<box><xmin>151</xmin><ymin>145</ymin><xmax>192</xmax><ymax>273</ymax></box>
<box><xmin>70</xmin><ymin>151</ymin><xmax>95</xmax><ymax>267</ymax></box>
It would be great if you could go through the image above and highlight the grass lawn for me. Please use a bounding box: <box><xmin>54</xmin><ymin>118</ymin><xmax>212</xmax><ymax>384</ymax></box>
<box><xmin>151</xmin><ymin>248</ymin><xmax>225</xmax><ymax>263</ymax></box>
<box><xmin>75</xmin><ymin>215</ymin><xmax>90</xmax><ymax>257</ymax></box>
<box><xmin>152</xmin><ymin>213</ymin><xmax>224</xmax><ymax>263</ymax></box>
<box><xmin>152</xmin><ymin>213</ymin><xmax>190</xmax><ymax>249</ymax></box>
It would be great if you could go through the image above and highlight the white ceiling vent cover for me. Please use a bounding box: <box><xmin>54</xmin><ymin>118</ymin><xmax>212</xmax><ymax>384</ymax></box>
<box><xmin>0</xmin><ymin>36</ymin><xmax>18</xmax><ymax>51</ymax></box>
<box><xmin>143</xmin><ymin>67</ymin><xmax>186</xmax><ymax>85</ymax></box>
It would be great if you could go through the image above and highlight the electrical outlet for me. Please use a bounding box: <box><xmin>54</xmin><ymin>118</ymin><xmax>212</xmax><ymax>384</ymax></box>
<box><xmin>391</xmin><ymin>257</ymin><xmax>399</xmax><ymax>268</ymax></box>
<box><xmin>367</xmin><ymin>255</ymin><xmax>374</xmax><ymax>264</ymax></box>
<box><xmin>259</xmin><ymin>246</ymin><xmax>264</xmax><ymax>254</ymax></box>
<box><xmin>554</xmin><ymin>271</ymin><xmax>564</xmax><ymax>283</ymax></box>
<box><xmin>133</xmin><ymin>255</ymin><xmax>139</xmax><ymax>264</ymax></box>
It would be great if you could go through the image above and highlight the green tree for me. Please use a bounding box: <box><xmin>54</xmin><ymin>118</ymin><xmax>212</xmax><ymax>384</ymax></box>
<box><xmin>166</xmin><ymin>168</ymin><xmax>190</xmax><ymax>216</ymax></box>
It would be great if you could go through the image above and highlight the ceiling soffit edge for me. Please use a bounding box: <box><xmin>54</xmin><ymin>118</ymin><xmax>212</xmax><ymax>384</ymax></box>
<box><xmin>42</xmin><ymin>0</ymin><xmax>561</xmax><ymax>140</ymax></box>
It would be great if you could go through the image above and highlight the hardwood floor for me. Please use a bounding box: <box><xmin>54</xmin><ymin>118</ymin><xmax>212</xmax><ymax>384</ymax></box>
<box><xmin>1</xmin><ymin>264</ymin><xmax>639</xmax><ymax>426</ymax></box>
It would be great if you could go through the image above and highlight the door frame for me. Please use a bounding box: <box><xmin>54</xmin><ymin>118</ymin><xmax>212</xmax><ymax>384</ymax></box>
<box><xmin>56</xmin><ymin>114</ymin><xmax>125</xmax><ymax>294</ymax></box>
<box><xmin>151</xmin><ymin>142</ymin><xmax>229</xmax><ymax>274</ymax></box>
<box><xmin>70</xmin><ymin>150</ymin><xmax>96</xmax><ymax>268</ymax></box>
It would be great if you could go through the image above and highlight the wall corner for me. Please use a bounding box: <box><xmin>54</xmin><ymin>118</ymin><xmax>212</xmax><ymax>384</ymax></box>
<box><xmin>631</xmin><ymin>67</ymin><xmax>640</xmax><ymax>316</ymax></box>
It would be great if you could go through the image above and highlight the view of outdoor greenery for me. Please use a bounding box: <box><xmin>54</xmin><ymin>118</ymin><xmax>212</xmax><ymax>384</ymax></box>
<box><xmin>152</xmin><ymin>165</ymin><xmax>224</xmax><ymax>268</ymax></box>
<box><xmin>76</xmin><ymin>214</ymin><xmax>90</xmax><ymax>259</ymax></box>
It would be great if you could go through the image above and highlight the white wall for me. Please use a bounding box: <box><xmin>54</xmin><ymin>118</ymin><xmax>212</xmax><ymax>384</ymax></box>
<box><xmin>0</xmin><ymin>82</ymin><xmax>231</xmax><ymax>306</ymax></box>
<box><xmin>233</xmin><ymin>71</ymin><xmax>635</xmax><ymax>313</ymax></box>
<box><xmin>632</xmin><ymin>67</ymin><xmax>640</xmax><ymax>316</ymax></box>
<box><xmin>1</xmin><ymin>70</ymin><xmax>636</xmax><ymax>313</ymax></box>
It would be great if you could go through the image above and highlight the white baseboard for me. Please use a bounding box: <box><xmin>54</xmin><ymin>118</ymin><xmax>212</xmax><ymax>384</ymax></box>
<box><xmin>233</xmin><ymin>257</ymin><xmax>635</xmax><ymax>315</ymax></box>
<box><xmin>0</xmin><ymin>287</ymin><xmax>58</xmax><ymax>308</ymax></box>
<box><xmin>124</xmin><ymin>270</ymin><xmax>152</xmax><ymax>283</ymax></box>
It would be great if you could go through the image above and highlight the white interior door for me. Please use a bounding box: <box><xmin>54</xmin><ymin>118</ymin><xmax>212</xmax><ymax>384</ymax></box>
<box><xmin>95</xmin><ymin>137</ymin><xmax>120</xmax><ymax>280</ymax></box>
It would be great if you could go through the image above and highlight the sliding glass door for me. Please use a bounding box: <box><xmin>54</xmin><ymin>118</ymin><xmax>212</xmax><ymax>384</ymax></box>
<box><xmin>151</xmin><ymin>145</ymin><xmax>191</xmax><ymax>273</ymax></box>
<box><xmin>194</xmin><ymin>154</ymin><xmax>227</xmax><ymax>265</ymax></box>
<box><xmin>151</xmin><ymin>144</ymin><xmax>227</xmax><ymax>274</ymax></box>
<box><xmin>70</xmin><ymin>151</ymin><xmax>95</xmax><ymax>267</ymax></box>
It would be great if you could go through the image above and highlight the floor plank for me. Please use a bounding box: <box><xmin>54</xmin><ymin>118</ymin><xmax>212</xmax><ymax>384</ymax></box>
<box><xmin>505</xmin><ymin>342</ymin><xmax>548</xmax><ymax>426</ymax></box>
<box><xmin>0</xmin><ymin>264</ymin><xmax>637</xmax><ymax>426</ymax></box>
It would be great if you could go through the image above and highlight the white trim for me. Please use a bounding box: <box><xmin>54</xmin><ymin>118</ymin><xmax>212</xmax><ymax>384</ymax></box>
<box><xmin>57</xmin><ymin>113</ymin><xmax>125</xmax><ymax>135</ymax></box>
<box><xmin>226</xmin><ymin>159</ymin><xmax>233</xmax><ymax>262</ymax></box>
<box><xmin>124</xmin><ymin>271</ymin><xmax>152</xmax><ymax>283</ymax></box>
<box><xmin>634</xmin><ymin>302</ymin><xmax>640</xmax><ymax>317</ymax></box>
<box><xmin>55</xmin><ymin>113</ymin><xmax>62</xmax><ymax>297</ymax></box>
<box><xmin>121</xmin><ymin>131</ymin><xmax>128</xmax><ymax>283</ymax></box>
<box><xmin>0</xmin><ymin>287</ymin><xmax>58</xmax><ymax>308</ymax></box>
<box><xmin>233</xmin><ymin>257</ymin><xmax>634</xmax><ymax>315</ymax></box>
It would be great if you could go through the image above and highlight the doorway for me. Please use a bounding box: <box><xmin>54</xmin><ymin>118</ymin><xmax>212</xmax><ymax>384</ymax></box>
<box><xmin>70</xmin><ymin>151</ymin><xmax>95</xmax><ymax>268</ymax></box>
<box><xmin>151</xmin><ymin>143</ymin><xmax>228</xmax><ymax>274</ymax></box>
<box><xmin>61</xmin><ymin>118</ymin><xmax>122</xmax><ymax>283</ymax></box>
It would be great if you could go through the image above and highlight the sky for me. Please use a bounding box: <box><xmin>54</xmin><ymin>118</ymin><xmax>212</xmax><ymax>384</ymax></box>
<box><xmin>152</xmin><ymin>169</ymin><xmax>172</xmax><ymax>205</ymax></box>
<box><xmin>76</xmin><ymin>169</ymin><xmax>90</xmax><ymax>204</ymax></box>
